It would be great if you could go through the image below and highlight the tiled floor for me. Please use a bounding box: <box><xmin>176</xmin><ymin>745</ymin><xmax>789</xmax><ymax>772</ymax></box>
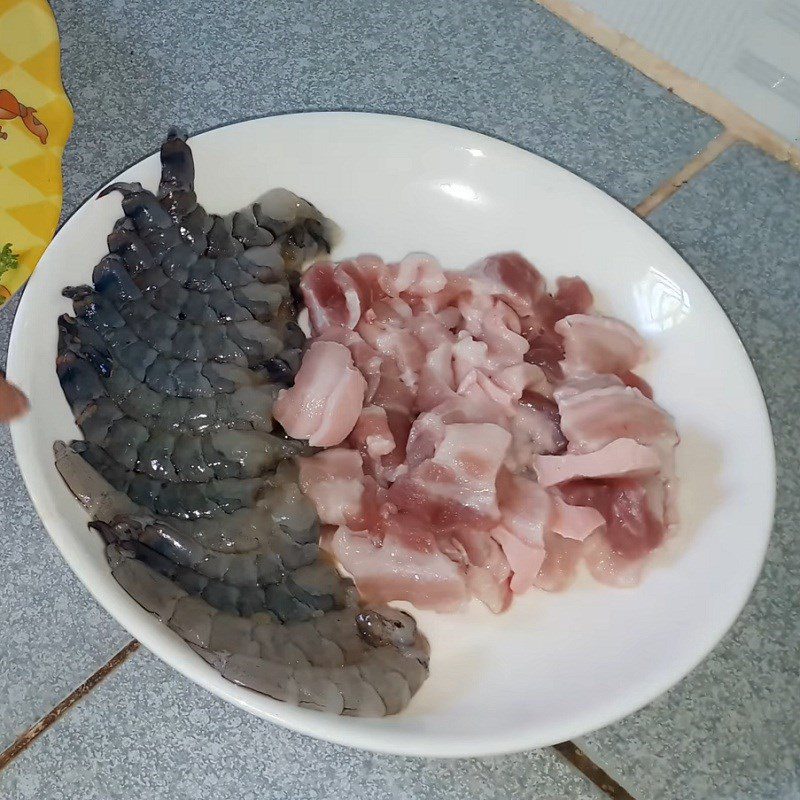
<box><xmin>0</xmin><ymin>1</ymin><xmax>797</xmax><ymax>798</ymax></box>
<box><xmin>55</xmin><ymin>0</ymin><xmax>718</xmax><ymax>211</ymax></box>
<box><xmin>0</xmin><ymin>650</ymin><xmax>604</xmax><ymax>800</ymax></box>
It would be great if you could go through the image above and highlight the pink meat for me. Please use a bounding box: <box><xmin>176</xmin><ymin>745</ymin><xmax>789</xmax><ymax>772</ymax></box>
<box><xmin>518</xmin><ymin>277</ymin><xmax>594</xmax><ymax>383</ymax></box>
<box><xmin>465</xmin><ymin>252</ymin><xmax>546</xmax><ymax>316</ymax></box>
<box><xmin>382</xmin><ymin>252</ymin><xmax>447</xmax><ymax>296</ymax></box>
<box><xmin>493</xmin><ymin>526</ymin><xmax>546</xmax><ymax>594</ymax></box>
<box><xmin>582</xmin><ymin>532</ymin><xmax>647</xmax><ymax>588</ymax></box>
<box><xmin>293</xmin><ymin>250</ymin><xmax>677</xmax><ymax>611</ymax></box>
<box><xmin>558</xmin><ymin>385</ymin><xmax>677</xmax><ymax>454</ymax></box>
<box><xmin>464</xmin><ymin>536</ymin><xmax>513</xmax><ymax>613</ymax></box>
<box><xmin>407</xmin><ymin>310</ymin><xmax>456</xmax><ymax>350</ymax></box>
<box><xmin>492</xmin><ymin>363</ymin><xmax>549</xmax><ymax>400</ymax></box>
<box><xmin>349</xmin><ymin>405</ymin><xmax>396</xmax><ymax>459</ymax></box>
<box><xmin>317</xmin><ymin>325</ymin><xmax>383</xmax><ymax>402</ymax></box>
<box><xmin>416</xmin><ymin>342</ymin><xmax>457</xmax><ymax>413</ymax></box>
<box><xmin>458</xmin><ymin>293</ymin><xmax>520</xmax><ymax>338</ymax></box>
<box><xmin>368</xmin><ymin>359</ymin><xmax>416</xmax><ymax>485</ymax></box>
<box><xmin>457</xmin><ymin>370</ymin><xmax>516</xmax><ymax>411</ymax></box>
<box><xmin>273</xmin><ymin>340</ymin><xmax>366</xmax><ymax>447</ymax></box>
<box><xmin>549</xmin><ymin>495</ymin><xmax>605</xmax><ymax>541</ymax></box>
<box><xmin>457</xmin><ymin>295</ymin><xmax>529</xmax><ymax>372</ymax></box>
<box><xmin>555</xmin><ymin>314</ymin><xmax>645</xmax><ymax>376</ymax></box>
<box><xmin>621</xmin><ymin>370</ymin><xmax>654</xmax><ymax>399</ymax></box>
<box><xmin>554</xmin><ymin>276</ymin><xmax>594</xmax><ymax>315</ymax></box>
<box><xmin>356</xmin><ymin>299</ymin><xmax>425</xmax><ymax>388</ymax></box>
<box><xmin>405</xmin><ymin>391</ymin><xmax>510</xmax><ymax>469</ymax></box>
<box><xmin>497</xmin><ymin>471</ymin><xmax>552</xmax><ymax>547</ymax></box>
<box><xmin>452</xmin><ymin>334</ymin><xmax>489</xmax><ymax>385</ymax></box>
<box><xmin>534</xmin><ymin>438</ymin><xmax>661</xmax><ymax>486</ymax></box>
<box><xmin>553</xmin><ymin>373</ymin><xmax>624</xmax><ymax>402</ymax></box>
<box><xmin>301</xmin><ymin>256</ymin><xmax>386</xmax><ymax>335</ymax></box>
<box><xmin>508</xmin><ymin>406</ymin><xmax>565</xmax><ymax>469</ymax></box>
<box><xmin>338</xmin><ymin>254</ymin><xmax>385</xmax><ymax>308</ymax></box>
<box><xmin>389</xmin><ymin>422</ymin><xmax>511</xmax><ymax>526</ymax></box>
<box><xmin>298</xmin><ymin>449</ymin><xmax>364</xmax><ymax>526</ymax></box>
<box><xmin>404</xmin><ymin>410</ymin><xmax>447</xmax><ymax>469</ymax></box>
<box><xmin>535</xmin><ymin>530</ymin><xmax>583</xmax><ymax>592</ymax></box>
<box><xmin>522</xmin><ymin>322</ymin><xmax>565</xmax><ymax>383</ymax></box>
<box><xmin>558</xmin><ymin>478</ymin><xmax>665</xmax><ymax>559</ymax></box>
<box><xmin>301</xmin><ymin>262</ymin><xmax>359</xmax><ymax>334</ymax></box>
<box><xmin>326</xmin><ymin>524</ymin><xmax>470</xmax><ymax>612</ymax></box>
<box><xmin>376</xmin><ymin>409</ymin><xmax>413</xmax><ymax>485</ymax></box>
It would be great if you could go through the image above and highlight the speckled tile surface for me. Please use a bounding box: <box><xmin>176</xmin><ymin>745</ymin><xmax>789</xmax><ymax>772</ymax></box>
<box><xmin>0</xmin><ymin>295</ymin><xmax>131</xmax><ymax>752</ymax></box>
<box><xmin>0</xmin><ymin>650</ymin><xmax>603</xmax><ymax>800</ymax></box>
<box><xmin>52</xmin><ymin>0</ymin><xmax>719</xmax><ymax>211</ymax></box>
<box><xmin>0</xmin><ymin>0</ymin><xmax>722</xmax><ymax>759</ymax></box>
<box><xmin>578</xmin><ymin>145</ymin><xmax>800</xmax><ymax>800</ymax></box>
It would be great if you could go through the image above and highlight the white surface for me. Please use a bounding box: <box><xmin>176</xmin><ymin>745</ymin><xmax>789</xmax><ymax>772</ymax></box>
<box><xmin>573</xmin><ymin>0</ymin><xmax>800</xmax><ymax>144</ymax></box>
<box><xmin>7</xmin><ymin>113</ymin><xmax>775</xmax><ymax>757</ymax></box>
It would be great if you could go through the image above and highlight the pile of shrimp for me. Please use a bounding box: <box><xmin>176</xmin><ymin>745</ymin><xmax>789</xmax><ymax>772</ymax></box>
<box><xmin>54</xmin><ymin>130</ymin><xmax>429</xmax><ymax>717</ymax></box>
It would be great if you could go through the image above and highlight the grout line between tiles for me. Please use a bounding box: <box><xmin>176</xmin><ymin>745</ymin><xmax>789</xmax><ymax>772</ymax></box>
<box><xmin>0</xmin><ymin>640</ymin><xmax>139</xmax><ymax>773</ymax></box>
<box><xmin>552</xmin><ymin>741</ymin><xmax>637</xmax><ymax>800</ymax></box>
<box><xmin>534</xmin><ymin>0</ymin><xmax>800</xmax><ymax>170</ymax></box>
<box><xmin>634</xmin><ymin>129</ymin><xmax>738</xmax><ymax>217</ymax></box>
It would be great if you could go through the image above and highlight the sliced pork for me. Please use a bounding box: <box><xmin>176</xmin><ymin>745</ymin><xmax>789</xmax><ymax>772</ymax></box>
<box><xmin>328</xmin><ymin>523</ymin><xmax>470</xmax><ymax>612</ymax></box>
<box><xmin>273</xmin><ymin>340</ymin><xmax>366</xmax><ymax>447</ymax></box>
<box><xmin>298</xmin><ymin>448</ymin><xmax>364</xmax><ymax>526</ymax></box>
<box><xmin>534</xmin><ymin>438</ymin><xmax>661</xmax><ymax>486</ymax></box>
<box><xmin>291</xmin><ymin>250</ymin><xmax>678</xmax><ymax>611</ymax></box>
<box><xmin>556</xmin><ymin>314</ymin><xmax>645</xmax><ymax>376</ymax></box>
<box><xmin>389</xmin><ymin>422</ymin><xmax>511</xmax><ymax>527</ymax></box>
<box><xmin>558</xmin><ymin>385</ymin><xmax>677</xmax><ymax>454</ymax></box>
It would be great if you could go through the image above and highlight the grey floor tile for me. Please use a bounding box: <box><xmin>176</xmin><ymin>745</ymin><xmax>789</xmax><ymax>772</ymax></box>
<box><xmin>51</xmin><ymin>0</ymin><xmax>719</xmax><ymax>211</ymax></box>
<box><xmin>578</xmin><ymin>145</ymin><xmax>800</xmax><ymax>800</ymax></box>
<box><xmin>0</xmin><ymin>296</ymin><xmax>132</xmax><ymax>751</ymax></box>
<box><xmin>0</xmin><ymin>649</ymin><xmax>603</xmax><ymax>800</ymax></box>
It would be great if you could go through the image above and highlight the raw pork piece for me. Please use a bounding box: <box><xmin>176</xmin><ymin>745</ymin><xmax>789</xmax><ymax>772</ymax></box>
<box><xmin>534</xmin><ymin>438</ymin><xmax>661</xmax><ymax>486</ymax></box>
<box><xmin>555</xmin><ymin>314</ymin><xmax>645</xmax><ymax>376</ymax></box>
<box><xmin>298</xmin><ymin>448</ymin><xmax>364</xmax><ymax>526</ymax></box>
<box><xmin>274</xmin><ymin>340</ymin><xmax>366</xmax><ymax>446</ymax></box>
<box><xmin>293</xmin><ymin>250</ymin><xmax>678</xmax><ymax>611</ymax></box>
<box><xmin>389</xmin><ymin>422</ymin><xmax>511</xmax><ymax>527</ymax></box>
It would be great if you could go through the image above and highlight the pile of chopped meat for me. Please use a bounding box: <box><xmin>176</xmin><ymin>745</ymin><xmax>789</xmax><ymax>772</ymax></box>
<box><xmin>274</xmin><ymin>252</ymin><xmax>679</xmax><ymax>613</ymax></box>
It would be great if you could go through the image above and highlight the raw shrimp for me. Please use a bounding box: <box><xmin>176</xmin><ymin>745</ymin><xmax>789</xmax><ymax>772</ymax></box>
<box><xmin>107</xmin><ymin>228</ymin><xmax>289</xmax><ymax>324</ymax></box>
<box><xmin>57</xmin><ymin>337</ymin><xmax>281</xmax><ymax>434</ymax></box>
<box><xmin>64</xmin><ymin>282</ymin><xmax>301</xmax><ymax>369</ymax></box>
<box><xmin>54</xmin><ymin>129</ymin><xmax>429</xmax><ymax>716</ymax></box>
<box><xmin>157</xmin><ymin>128</ymin><xmax>210</xmax><ymax>252</ymax></box>
<box><xmin>94</xmin><ymin>518</ymin><xmax>349</xmax><ymax>620</ymax></box>
<box><xmin>62</xmin><ymin>312</ymin><xmax>269</xmax><ymax>398</ymax></box>
<box><xmin>66</xmin><ymin>393</ymin><xmax>302</xmax><ymax>482</ymax></box>
<box><xmin>70</xmin><ymin>440</ymin><xmax>267</xmax><ymax>518</ymax></box>
<box><xmin>55</xmin><ymin>441</ymin><xmax>428</xmax><ymax>714</ymax></box>
<box><xmin>111</xmin><ymin>543</ymin><xmax>427</xmax><ymax>716</ymax></box>
<box><xmin>56</xmin><ymin>312</ymin><xmax>271</xmax><ymax>395</ymax></box>
<box><xmin>55</xmin><ymin>441</ymin><xmax>338</xmax><ymax>613</ymax></box>
<box><xmin>157</xmin><ymin>129</ymin><xmax>338</xmax><ymax>269</ymax></box>
<box><xmin>101</xmin><ymin>182</ymin><xmax>289</xmax><ymax>288</ymax></box>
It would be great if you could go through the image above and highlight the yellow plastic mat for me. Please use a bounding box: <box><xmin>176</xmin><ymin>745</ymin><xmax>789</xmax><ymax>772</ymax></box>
<box><xmin>0</xmin><ymin>0</ymin><xmax>72</xmax><ymax>303</ymax></box>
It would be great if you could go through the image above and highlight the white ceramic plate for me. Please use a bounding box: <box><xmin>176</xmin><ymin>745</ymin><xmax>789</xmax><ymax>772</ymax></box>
<box><xmin>8</xmin><ymin>113</ymin><xmax>775</xmax><ymax>757</ymax></box>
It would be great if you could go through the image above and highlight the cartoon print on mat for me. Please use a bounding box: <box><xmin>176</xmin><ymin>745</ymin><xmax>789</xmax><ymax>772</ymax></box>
<box><xmin>0</xmin><ymin>243</ymin><xmax>20</xmax><ymax>300</ymax></box>
<box><xmin>0</xmin><ymin>0</ymin><xmax>73</xmax><ymax>306</ymax></box>
<box><xmin>0</xmin><ymin>88</ymin><xmax>49</xmax><ymax>144</ymax></box>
